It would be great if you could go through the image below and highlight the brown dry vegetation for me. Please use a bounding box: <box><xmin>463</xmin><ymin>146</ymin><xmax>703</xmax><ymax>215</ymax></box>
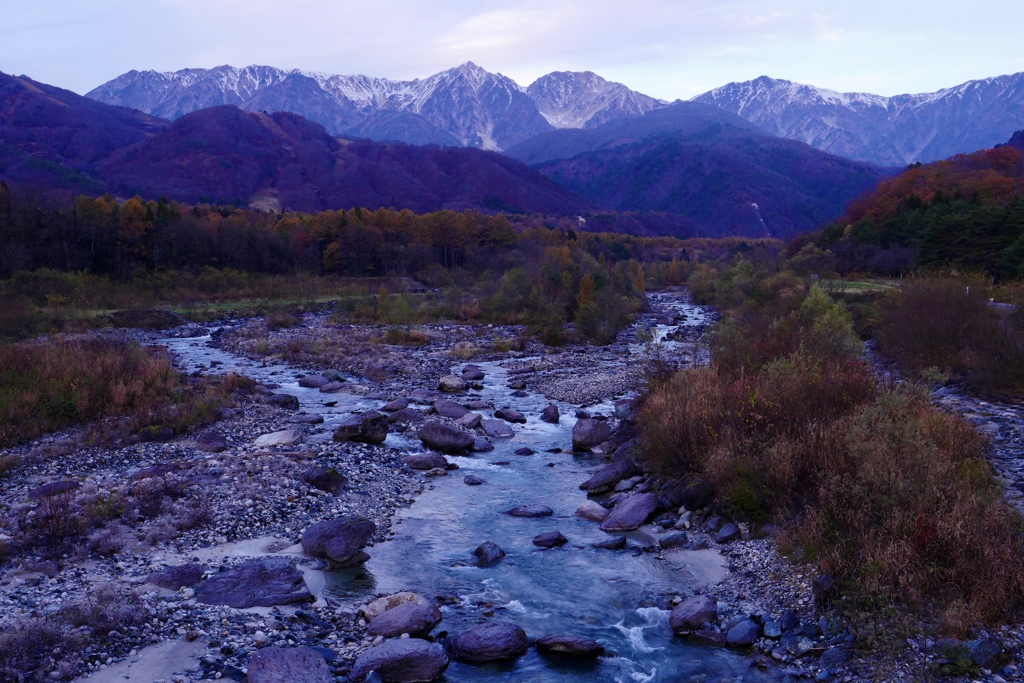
<box><xmin>0</xmin><ymin>337</ymin><xmax>244</xmax><ymax>449</ymax></box>
<box><xmin>875</xmin><ymin>278</ymin><xmax>1024</xmax><ymax>395</ymax></box>
<box><xmin>641</xmin><ymin>264</ymin><xmax>1024</xmax><ymax>631</ymax></box>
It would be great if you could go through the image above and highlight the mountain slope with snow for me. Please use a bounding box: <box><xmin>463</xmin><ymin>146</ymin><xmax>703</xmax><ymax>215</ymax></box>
<box><xmin>87</xmin><ymin>63</ymin><xmax>664</xmax><ymax>151</ymax></box>
<box><xmin>693</xmin><ymin>73</ymin><xmax>1024</xmax><ymax>165</ymax></box>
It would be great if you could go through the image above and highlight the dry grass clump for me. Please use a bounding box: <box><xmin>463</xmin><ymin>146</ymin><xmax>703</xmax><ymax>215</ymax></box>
<box><xmin>0</xmin><ymin>337</ymin><xmax>178</xmax><ymax>446</ymax></box>
<box><xmin>0</xmin><ymin>337</ymin><xmax>247</xmax><ymax>448</ymax></box>
<box><xmin>876</xmin><ymin>278</ymin><xmax>1024</xmax><ymax>395</ymax></box>
<box><xmin>639</xmin><ymin>282</ymin><xmax>1024</xmax><ymax>629</ymax></box>
<box><xmin>794</xmin><ymin>388</ymin><xmax>1024</xmax><ymax>630</ymax></box>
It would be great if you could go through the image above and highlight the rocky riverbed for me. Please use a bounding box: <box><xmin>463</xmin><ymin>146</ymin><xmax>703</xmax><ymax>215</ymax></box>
<box><xmin>0</xmin><ymin>290</ymin><xmax>1021</xmax><ymax>683</ymax></box>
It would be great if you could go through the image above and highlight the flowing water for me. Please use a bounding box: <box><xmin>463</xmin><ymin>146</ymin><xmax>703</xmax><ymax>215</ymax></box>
<box><xmin>160</xmin><ymin>291</ymin><xmax>768</xmax><ymax>683</ymax></box>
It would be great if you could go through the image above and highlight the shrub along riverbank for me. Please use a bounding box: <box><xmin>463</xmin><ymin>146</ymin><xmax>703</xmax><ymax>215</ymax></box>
<box><xmin>640</xmin><ymin>257</ymin><xmax>1024</xmax><ymax>633</ymax></box>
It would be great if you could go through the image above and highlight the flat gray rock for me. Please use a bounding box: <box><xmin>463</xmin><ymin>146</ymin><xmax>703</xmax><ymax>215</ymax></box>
<box><xmin>599</xmin><ymin>493</ymin><xmax>658</xmax><ymax>532</ymax></box>
<box><xmin>195</xmin><ymin>559</ymin><xmax>312</xmax><ymax>608</ymax></box>
<box><xmin>447</xmin><ymin>621</ymin><xmax>528</xmax><ymax>663</ymax></box>
<box><xmin>349</xmin><ymin>638</ymin><xmax>449</xmax><ymax>683</ymax></box>
<box><xmin>480</xmin><ymin>419</ymin><xmax>514</xmax><ymax>439</ymax></box>
<box><xmin>418</xmin><ymin>421</ymin><xmax>474</xmax><ymax>453</ymax></box>
<box><xmin>433</xmin><ymin>399</ymin><xmax>469</xmax><ymax>419</ymax></box>
<box><xmin>506</xmin><ymin>505</ymin><xmax>553</xmax><ymax>518</ymax></box>
<box><xmin>247</xmin><ymin>646</ymin><xmax>333</xmax><ymax>683</ymax></box>
<box><xmin>536</xmin><ymin>634</ymin><xmax>605</xmax><ymax>658</ymax></box>
<box><xmin>402</xmin><ymin>452</ymin><xmax>449</xmax><ymax>471</ymax></box>
<box><xmin>367</xmin><ymin>600</ymin><xmax>442</xmax><ymax>638</ymax></box>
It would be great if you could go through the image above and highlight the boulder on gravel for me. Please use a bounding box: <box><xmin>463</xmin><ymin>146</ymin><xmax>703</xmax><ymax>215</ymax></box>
<box><xmin>726</xmin><ymin>620</ymin><xmax>760</xmax><ymax>647</ymax></box>
<box><xmin>659</xmin><ymin>532</ymin><xmax>689</xmax><ymax>549</ymax></box>
<box><xmin>447</xmin><ymin>622</ymin><xmax>529</xmax><ymax>663</ymax></box>
<box><xmin>333</xmin><ymin>411</ymin><xmax>389</xmax><ymax>444</ymax></box>
<box><xmin>473</xmin><ymin>541</ymin><xmax>506</xmax><ymax>567</ymax></box>
<box><xmin>669</xmin><ymin>595</ymin><xmax>717</xmax><ymax>634</ymax></box>
<box><xmin>299</xmin><ymin>375</ymin><xmax>330</xmax><ymax>389</ymax></box>
<box><xmin>364</xmin><ymin>592</ymin><xmax>431</xmax><ymax>621</ymax></box>
<box><xmin>267</xmin><ymin>393</ymin><xmax>300</xmax><ymax>410</ymax></box>
<box><xmin>533</xmin><ymin>531</ymin><xmax>568</xmax><ymax>548</ymax></box>
<box><xmin>599</xmin><ymin>493</ymin><xmax>658</xmax><ymax>532</ymax></box>
<box><xmin>575</xmin><ymin>500</ymin><xmax>610</xmax><ymax>522</ymax></box>
<box><xmin>438</xmin><ymin>376</ymin><xmax>467</xmax><ymax>393</ymax></box>
<box><xmin>540</xmin><ymin>404</ymin><xmax>560</xmax><ymax>424</ymax></box>
<box><xmin>535</xmin><ymin>634</ymin><xmax>605</xmax><ymax>658</ymax></box>
<box><xmin>146</xmin><ymin>563</ymin><xmax>206</xmax><ymax>590</ymax></box>
<box><xmin>402</xmin><ymin>453</ymin><xmax>449</xmax><ymax>471</ymax></box>
<box><xmin>388</xmin><ymin>408</ymin><xmax>424</xmax><ymax>425</ymax></box>
<box><xmin>716</xmin><ymin>523</ymin><xmax>741</xmax><ymax>543</ymax></box>
<box><xmin>247</xmin><ymin>646</ymin><xmax>332</xmax><ymax>683</ymax></box>
<box><xmin>196</xmin><ymin>429</ymin><xmax>228</xmax><ymax>453</ymax></box>
<box><xmin>367</xmin><ymin>600</ymin><xmax>442</xmax><ymax>638</ymax></box>
<box><xmin>195</xmin><ymin>559</ymin><xmax>312</xmax><ymax>608</ymax></box>
<box><xmin>349</xmin><ymin>638</ymin><xmax>449</xmax><ymax>683</ymax></box>
<box><xmin>301</xmin><ymin>516</ymin><xmax>376</xmax><ymax>566</ymax></box>
<box><xmin>433</xmin><ymin>400</ymin><xmax>469</xmax><ymax>419</ymax></box>
<box><xmin>303</xmin><ymin>466</ymin><xmax>346</xmax><ymax>495</ymax></box>
<box><xmin>506</xmin><ymin>505</ymin><xmax>553</xmax><ymax>518</ymax></box>
<box><xmin>572</xmin><ymin>419</ymin><xmax>612</xmax><ymax>451</ymax></box>
<box><xmin>418</xmin><ymin>422</ymin><xmax>474</xmax><ymax>453</ymax></box>
<box><xmin>494</xmin><ymin>407</ymin><xmax>526</xmax><ymax>424</ymax></box>
<box><xmin>480</xmin><ymin>419</ymin><xmax>514</xmax><ymax>439</ymax></box>
<box><xmin>254</xmin><ymin>429</ymin><xmax>303</xmax><ymax>447</ymax></box>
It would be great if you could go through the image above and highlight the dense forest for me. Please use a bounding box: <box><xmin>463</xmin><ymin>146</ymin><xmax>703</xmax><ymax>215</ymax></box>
<box><xmin>0</xmin><ymin>181</ymin><xmax>782</xmax><ymax>342</ymax></box>
<box><xmin>809</xmin><ymin>139</ymin><xmax>1024</xmax><ymax>277</ymax></box>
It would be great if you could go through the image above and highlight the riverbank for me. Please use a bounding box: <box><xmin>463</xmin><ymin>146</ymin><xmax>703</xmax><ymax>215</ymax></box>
<box><xmin>1</xmin><ymin>289</ymin><xmax>1019</xmax><ymax>683</ymax></box>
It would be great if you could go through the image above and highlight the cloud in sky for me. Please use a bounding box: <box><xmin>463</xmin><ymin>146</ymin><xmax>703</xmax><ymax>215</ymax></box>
<box><xmin>2</xmin><ymin>0</ymin><xmax>1022</xmax><ymax>99</ymax></box>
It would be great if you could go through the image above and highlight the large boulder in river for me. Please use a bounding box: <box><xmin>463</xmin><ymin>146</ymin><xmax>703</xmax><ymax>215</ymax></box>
<box><xmin>298</xmin><ymin>375</ymin><xmax>330</xmax><ymax>389</ymax></box>
<box><xmin>433</xmin><ymin>400</ymin><xmax>469</xmax><ymax>419</ymax></box>
<box><xmin>349</xmin><ymin>638</ymin><xmax>449</xmax><ymax>683</ymax></box>
<box><xmin>533</xmin><ymin>531</ymin><xmax>568</xmax><ymax>548</ymax></box>
<box><xmin>580</xmin><ymin>459</ymin><xmax>639</xmax><ymax>494</ymax></box>
<box><xmin>402</xmin><ymin>453</ymin><xmax>449</xmax><ymax>471</ymax></box>
<box><xmin>494</xmin><ymin>407</ymin><xmax>526</xmax><ymax>424</ymax></box>
<box><xmin>247</xmin><ymin>646</ymin><xmax>333</xmax><ymax>683</ymax></box>
<box><xmin>333</xmin><ymin>411</ymin><xmax>389</xmax><ymax>444</ymax></box>
<box><xmin>536</xmin><ymin>634</ymin><xmax>605</xmax><ymax>658</ymax></box>
<box><xmin>461</xmin><ymin>365</ymin><xmax>485</xmax><ymax>381</ymax></box>
<box><xmin>418</xmin><ymin>422</ymin><xmax>474</xmax><ymax>453</ymax></box>
<box><xmin>669</xmin><ymin>594</ymin><xmax>718</xmax><ymax>634</ymax></box>
<box><xmin>540</xmin><ymin>404</ymin><xmax>560</xmax><ymax>424</ymax></box>
<box><xmin>473</xmin><ymin>541</ymin><xmax>506</xmax><ymax>567</ymax></box>
<box><xmin>447</xmin><ymin>622</ymin><xmax>529</xmax><ymax>663</ymax></box>
<box><xmin>572</xmin><ymin>419</ymin><xmax>611</xmax><ymax>451</ymax></box>
<box><xmin>367</xmin><ymin>600</ymin><xmax>442</xmax><ymax>638</ymax></box>
<box><xmin>480</xmin><ymin>419</ymin><xmax>514</xmax><ymax>439</ymax></box>
<box><xmin>195</xmin><ymin>558</ymin><xmax>312</xmax><ymax>608</ymax></box>
<box><xmin>301</xmin><ymin>516</ymin><xmax>376</xmax><ymax>566</ymax></box>
<box><xmin>599</xmin><ymin>493</ymin><xmax>658</xmax><ymax>531</ymax></box>
<box><xmin>438</xmin><ymin>376</ymin><xmax>467</xmax><ymax>393</ymax></box>
<box><xmin>575</xmin><ymin>500</ymin><xmax>610</xmax><ymax>522</ymax></box>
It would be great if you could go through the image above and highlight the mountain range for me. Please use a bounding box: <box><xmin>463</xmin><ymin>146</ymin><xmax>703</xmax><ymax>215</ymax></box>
<box><xmin>2</xmin><ymin>68</ymin><xmax>891</xmax><ymax>238</ymax></box>
<box><xmin>86</xmin><ymin>63</ymin><xmax>1024</xmax><ymax>167</ymax></box>
<box><xmin>86</xmin><ymin>63</ymin><xmax>664</xmax><ymax>152</ymax></box>
<box><xmin>694</xmin><ymin>73</ymin><xmax>1024</xmax><ymax>166</ymax></box>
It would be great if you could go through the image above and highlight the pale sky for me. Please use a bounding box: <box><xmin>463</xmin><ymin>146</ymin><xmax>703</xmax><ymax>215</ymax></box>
<box><xmin>3</xmin><ymin>0</ymin><xmax>1023</xmax><ymax>100</ymax></box>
